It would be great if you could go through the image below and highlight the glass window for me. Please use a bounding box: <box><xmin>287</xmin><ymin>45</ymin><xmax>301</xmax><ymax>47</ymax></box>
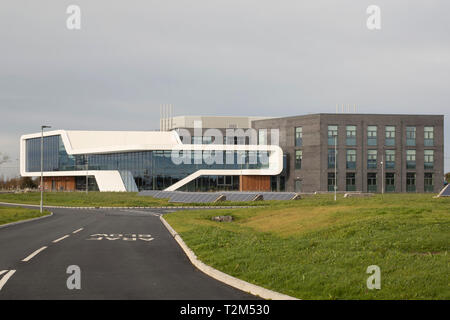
<box><xmin>192</xmin><ymin>136</ymin><xmax>203</xmax><ymax>144</ymax></box>
<box><xmin>258</xmin><ymin>129</ymin><xmax>267</xmax><ymax>145</ymax></box>
<box><xmin>25</xmin><ymin>134</ymin><xmax>273</xmax><ymax>192</ymax></box>
<box><xmin>295</xmin><ymin>150</ymin><xmax>302</xmax><ymax>169</ymax></box>
<box><xmin>367</xmin><ymin>126</ymin><xmax>377</xmax><ymax>146</ymax></box>
<box><xmin>385</xmin><ymin>150</ymin><xmax>395</xmax><ymax>169</ymax></box>
<box><xmin>367</xmin><ymin>150</ymin><xmax>377</xmax><ymax>169</ymax></box>
<box><xmin>346</xmin><ymin>149</ymin><xmax>356</xmax><ymax>169</ymax></box>
<box><xmin>295</xmin><ymin>127</ymin><xmax>302</xmax><ymax>147</ymax></box>
<box><xmin>346</xmin><ymin>173</ymin><xmax>356</xmax><ymax>191</ymax></box>
<box><xmin>328</xmin><ymin>173</ymin><xmax>336</xmax><ymax>192</ymax></box>
<box><xmin>385</xmin><ymin>126</ymin><xmax>395</xmax><ymax>146</ymax></box>
<box><xmin>406</xmin><ymin>126</ymin><xmax>416</xmax><ymax>146</ymax></box>
<box><xmin>406</xmin><ymin>150</ymin><xmax>416</xmax><ymax>169</ymax></box>
<box><xmin>346</xmin><ymin>125</ymin><xmax>356</xmax><ymax>146</ymax></box>
<box><xmin>328</xmin><ymin>149</ymin><xmax>336</xmax><ymax>169</ymax></box>
<box><xmin>424</xmin><ymin>126</ymin><xmax>434</xmax><ymax>146</ymax></box>
<box><xmin>279</xmin><ymin>175</ymin><xmax>286</xmax><ymax>192</ymax></box>
<box><xmin>424</xmin><ymin>150</ymin><xmax>434</xmax><ymax>169</ymax></box>
<box><xmin>406</xmin><ymin>172</ymin><xmax>416</xmax><ymax>192</ymax></box>
<box><xmin>328</xmin><ymin>125</ymin><xmax>338</xmax><ymax>146</ymax></box>
<box><xmin>424</xmin><ymin>173</ymin><xmax>434</xmax><ymax>192</ymax></box>
<box><xmin>385</xmin><ymin>173</ymin><xmax>395</xmax><ymax>192</ymax></box>
<box><xmin>367</xmin><ymin>173</ymin><xmax>377</xmax><ymax>192</ymax></box>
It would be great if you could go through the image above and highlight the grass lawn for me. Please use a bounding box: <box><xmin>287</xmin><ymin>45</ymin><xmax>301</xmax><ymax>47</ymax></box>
<box><xmin>164</xmin><ymin>194</ymin><xmax>450</xmax><ymax>299</ymax></box>
<box><xmin>0</xmin><ymin>206</ymin><xmax>50</xmax><ymax>226</ymax></box>
<box><xmin>0</xmin><ymin>191</ymin><xmax>264</xmax><ymax>207</ymax></box>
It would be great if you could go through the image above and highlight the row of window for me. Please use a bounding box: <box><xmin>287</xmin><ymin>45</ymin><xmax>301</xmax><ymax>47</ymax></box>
<box><xmin>294</xmin><ymin>125</ymin><xmax>435</xmax><ymax>147</ymax></box>
<box><xmin>294</xmin><ymin>149</ymin><xmax>435</xmax><ymax>170</ymax></box>
<box><xmin>327</xmin><ymin>172</ymin><xmax>434</xmax><ymax>192</ymax></box>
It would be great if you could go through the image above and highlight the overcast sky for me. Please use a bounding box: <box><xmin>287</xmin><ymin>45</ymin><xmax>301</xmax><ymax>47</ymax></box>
<box><xmin>0</xmin><ymin>0</ymin><xmax>449</xmax><ymax>177</ymax></box>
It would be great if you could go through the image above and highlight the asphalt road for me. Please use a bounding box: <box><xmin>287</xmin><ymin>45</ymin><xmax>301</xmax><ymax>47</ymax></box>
<box><xmin>0</xmin><ymin>205</ymin><xmax>256</xmax><ymax>299</ymax></box>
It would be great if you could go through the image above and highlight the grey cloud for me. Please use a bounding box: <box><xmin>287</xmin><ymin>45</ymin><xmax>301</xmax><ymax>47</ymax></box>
<box><xmin>0</xmin><ymin>0</ymin><xmax>449</xmax><ymax>177</ymax></box>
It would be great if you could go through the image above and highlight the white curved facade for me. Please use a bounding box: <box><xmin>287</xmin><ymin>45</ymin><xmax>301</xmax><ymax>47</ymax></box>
<box><xmin>20</xmin><ymin>130</ymin><xmax>283</xmax><ymax>192</ymax></box>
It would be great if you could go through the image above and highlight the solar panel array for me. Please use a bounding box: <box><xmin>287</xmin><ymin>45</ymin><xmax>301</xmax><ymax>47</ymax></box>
<box><xmin>138</xmin><ymin>190</ymin><xmax>160</xmax><ymax>197</ymax></box>
<box><xmin>438</xmin><ymin>184</ymin><xmax>450</xmax><ymax>197</ymax></box>
<box><xmin>138</xmin><ymin>190</ymin><xmax>302</xmax><ymax>203</ymax></box>
<box><xmin>169</xmin><ymin>192</ymin><xmax>222</xmax><ymax>203</ymax></box>
<box><xmin>221</xmin><ymin>192</ymin><xmax>260</xmax><ymax>202</ymax></box>
<box><xmin>258</xmin><ymin>192</ymin><xmax>298</xmax><ymax>200</ymax></box>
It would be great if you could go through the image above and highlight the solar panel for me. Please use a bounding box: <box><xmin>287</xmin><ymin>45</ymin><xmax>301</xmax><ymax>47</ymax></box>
<box><xmin>167</xmin><ymin>192</ymin><xmax>187</xmax><ymax>202</ymax></box>
<box><xmin>259</xmin><ymin>192</ymin><xmax>298</xmax><ymax>200</ymax></box>
<box><xmin>168</xmin><ymin>192</ymin><xmax>222</xmax><ymax>203</ymax></box>
<box><xmin>221</xmin><ymin>192</ymin><xmax>260</xmax><ymax>202</ymax></box>
<box><xmin>139</xmin><ymin>190</ymin><xmax>301</xmax><ymax>203</ymax></box>
<box><xmin>438</xmin><ymin>184</ymin><xmax>450</xmax><ymax>197</ymax></box>
<box><xmin>137</xmin><ymin>190</ymin><xmax>160</xmax><ymax>197</ymax></box>
<box><xmin>155</xmin><ymin>191</ymin><xmax>176</xmax><ymax>199</ymax></box>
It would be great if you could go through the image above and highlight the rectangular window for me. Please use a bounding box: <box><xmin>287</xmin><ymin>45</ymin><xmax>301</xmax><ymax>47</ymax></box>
<box><xmin>346</xmin><ymin>149</ymin><xmax>356</xmax><ymax>169</ymax></box>
<box><xmin>385</xmin><ymin>173</ymin><xmax>395</xmax><ymax>192</ymax></box>
<box><xmin>346</xmin><ymin>173</ymin><xmax>356</xmax><ymax>191</ymax></box>
<box><xmin>424</xmin><ymin>150</ymin><xmax>434</xmax><ymax>169</ymax></box>
<box><xmin>367</xmin><ymin>150</ymin><xmax>377</xmax><ymax>169</ymax></box>
<box><xmin>279</xmin><ymin>176</ymin><xmax>286</xmax><ymax>192</ymax></box>
<box><xmin>406</xmin><ymin>126</ymin><xmax>416</xmax><ymax>146</ymax></box>
<box><xmin>424</xmin><ymin>173</ymin><xmax>434</xmax><ymax>192</ymax></box>
<box><xmin>367</xmin><ymin>173</ymin><xmax>377</xmax><ymax>192</ymax></box>
<box><xmin>367</xmin><ymin>126</ymin><xmax>377</xmax><ymax>146</ymax></box>
<box><xmin>406</xmin><ymin>172</ymin><xmax>416</xmax><ymax>192</ymax></box>
<box><xmin>295</xmin><ymin>150</ymin><xmax>302</xmax><ymax>169</ymax></box>
<box><xmin>328</xmin><ymin>149</ymin><xmax>336</xmax><ymax>169</ymax></box>
<box><xmin>328</xmin><ymin>173</ymin><xmax>336</xmax><ymax>192</ymax></box>
<box><xmin>202</xmin><ymin>136</ymin><xmax>213</xmax><ymax>144</ymax></box>
<box><xmin>328</xmin><ymin>125</ymin><xmax>338</xmax><ymax>145</ymax></box>
<box><xmin>385</xmin><ymin>126</ymin><xmax>395</xmax><ymax>146</ymax></box>
<box><xmin>295</xmin><ymin>127</ymin><xmax>303</xmax><ymax>147</ymax></box>
<box><xmin>346</xmin><ymin>125</ymin><xmax>356</xmax><ymax>146</ymax></box>
<box><xmin>424</xmin><ymin>126</ymin><xmax>434</xmax><ymax>146</ymax></box>
<box><xmin>406</xmin><ymin>150</ymin><xmax>416</xmax><ymax>169</ymax></box>
<box><xmin>258</xmin><ymin>129</ymin><xmax>267</xmax><ymax>145</ymax></box>
<box><xmin>192</xmin><ymin>136</ymin><xmax>203</xmax><ymax>144</ymax></box>
<box><xmin>385</xmin><ymin>150</ymin><xmax>395</xmax><ymax>169</ymax></box>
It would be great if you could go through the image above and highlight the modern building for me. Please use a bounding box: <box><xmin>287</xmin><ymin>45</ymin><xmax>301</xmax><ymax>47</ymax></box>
<box><xmin>20</xmin><ymin>113</ymin><xmax>444</xmax><ymax>193</ymax></box>
<box><xmin>252</xmin><ymin>114</ymin><xmax>444</xmax><ymax>193</ymax></box>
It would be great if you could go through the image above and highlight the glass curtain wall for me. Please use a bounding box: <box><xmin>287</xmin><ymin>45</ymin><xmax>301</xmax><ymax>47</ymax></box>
<box><xmin>26</xmin><ymin>135</ymin><xmax>271</xmax><ymax>191</ymax></box>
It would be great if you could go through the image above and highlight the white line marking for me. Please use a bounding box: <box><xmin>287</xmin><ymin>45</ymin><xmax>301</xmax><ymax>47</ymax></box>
<box><xmin>0</xmin><ymin>270</ymin><xmax>7</xmax><ymax>276</ymax></box>
<box><xmin>22</xmin><ymin>246</ymin><xmax>48</xmax><ymax>262</ymax></box>
<box><xmin>0</xmin><ymin>270</ymin><xmax>16</xmax><ymax>290</ymax></box>
<box><xmin>52</xmin><ymin>235</ymin><xmax>70</xmax><ymax>243</ymax></box>
<box><xmin>72</xmin><ymin>228</ymin><xmax>83</xmax><ymax>234</ymax></box>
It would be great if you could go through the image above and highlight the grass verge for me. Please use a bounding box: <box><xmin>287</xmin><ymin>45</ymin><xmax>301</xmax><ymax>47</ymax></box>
<box><xmin>164</xmin><ymin>194</ymin><xmax>450</xmax><ymax>299</ymax></box>
<box><xmin>0</xmin><ymin>206</ymin><xmax>50</xmax><ymax>226</ymax></box>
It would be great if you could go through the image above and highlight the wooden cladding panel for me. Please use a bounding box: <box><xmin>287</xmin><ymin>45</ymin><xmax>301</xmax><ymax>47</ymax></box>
<box><xmin>239</xmin><ymin>175</ymin><xmax>271</xmax><ymax>191</ymax></box>
<box><xmin>43</xmin><ymin>176</ymin><xmax>76</xmax><ymax>191</ymax></box>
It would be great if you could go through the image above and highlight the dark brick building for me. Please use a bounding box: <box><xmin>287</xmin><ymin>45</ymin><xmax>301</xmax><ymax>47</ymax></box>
<box><xmin>252</xmin><ymin>114</ymin><xmax>444</xmax><ymax>193</ymax></box>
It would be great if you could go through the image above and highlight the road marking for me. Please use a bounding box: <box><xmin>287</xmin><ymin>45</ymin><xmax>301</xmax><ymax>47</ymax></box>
<box><xmin>53</xmin><ymin>235</ymin><xmax>70</xmax><ymax>243</ymax></box>
<box><xmin>86</xmin><ymin>234</ymin><xmax>154</xmax><ymax>241</ymax></box>
<box><xmin>0</xmin><ymin>270</ymin><xmax>7</xmax><ymax>276</ymax></box>
<box><xmin>0</xmin><ymin>270</ymin><xmax>16</xmax><ymax>290</ymax></box>
<box><xmin>72</xmin><ymin>228</ymin><xmax>83</xmax><ymax>234</ymax></box>
<box><xmin>22</xmin><ymin>246</ymin><xmax>48</xmax><ymax>262</ymax></box>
